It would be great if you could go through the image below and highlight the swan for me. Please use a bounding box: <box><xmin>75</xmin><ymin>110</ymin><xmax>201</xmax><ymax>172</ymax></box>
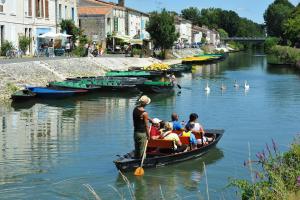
<box><xmin>221</xmin><ymin>83</ymin><xmax>226</xmax><ymax>91</ymax></box>
<box><xmin>204</xmin><ymin>82</ymin><xmax>210</xmax><ymax>92</ymax></box>
<box><xmin>244</xmin><ymin>81</ymin><xmax>250</xmax><ymax>90</ymax></box>
<box><xmin>234</xmin><ymin>80</ymin><xmax>239</xmax><ymax>88</ymax></box>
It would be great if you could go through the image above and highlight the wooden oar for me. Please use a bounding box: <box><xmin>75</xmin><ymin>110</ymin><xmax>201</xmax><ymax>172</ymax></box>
<box><xmin>134</xmin><ymin>140</ymin><xmax>148</xmax><ymax>176</ymax></box>
<box><xmin>177</xmin><ymin>84</ymin><xmax>182</xmax><ymax>89</ymax></box>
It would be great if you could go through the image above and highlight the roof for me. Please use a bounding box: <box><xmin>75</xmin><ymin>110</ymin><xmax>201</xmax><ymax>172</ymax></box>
<box><xmin>78</xmin><ymin>6</ymin><xmax>113</xmax><ymax>15</ymax></box>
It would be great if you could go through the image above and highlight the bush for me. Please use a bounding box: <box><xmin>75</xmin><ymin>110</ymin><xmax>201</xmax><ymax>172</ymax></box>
<box><xmin>264</xmin><ymin>37</ymin><xmax>280</xmax><ymax>53</ymax></box>
<box><xmin>230</xmin><ymin>137</ymin><xmax>300</xmax><ymax>200</ymax></box>
<box><xmin>268</xmin><ymin>45</ymin><xmax>300</xmax><ymax>65</ymax></box>
<box><xmin>132</xmin><ymin>48</ymin><xmax>142</xmax><ymax>56</ymax></box>
<box><xmin>0</xmin><ymin>40</ymin><xmax>13</xmax><ymax>56</ymax></box>
<box><xmin>73</xmin><ymin>35</ymin><xmax>89</xmax><ymax>57</ymax></box>
<box><xmin>228</xmin><ymin>41</ymin><xmax>244</xmax><ymax>51</ymax></box>
<box><xmin>18</xmin><ymin>36</ymin><xmax>31</xmax><ymax>54</ymax></box>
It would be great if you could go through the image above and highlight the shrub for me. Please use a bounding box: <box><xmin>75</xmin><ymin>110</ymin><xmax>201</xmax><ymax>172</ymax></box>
<box><xmin>264</xmin><ymin>37</ymin><xmax>280</xmax><ymax>53</ymax></box>
<box><xmin>229</xmin><ymin>137</ymin><xmax>300</xmax><ymax>200</ymax></box>
<box><xmin>268</xmin><ymin>45</ymin><xmax>300</xmax><ymax>65</ymax></box>
<box><xmin>0</xmin><ymin>40</ymin><xmax>13</xmax><ymax>56</ymax></box>
<box><xmin>18</xmin><ymin>36</ymin><xmax>31</xmax><ymax>54</ymax></box>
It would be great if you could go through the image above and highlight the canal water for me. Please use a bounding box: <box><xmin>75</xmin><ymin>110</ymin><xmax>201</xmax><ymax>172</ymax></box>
<box><xmin>1</xmin><ymin>52</ymin><xmax>300</xmax><ymax>199</ymax></box>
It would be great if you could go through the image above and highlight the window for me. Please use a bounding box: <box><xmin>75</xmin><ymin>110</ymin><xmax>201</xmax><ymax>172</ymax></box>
<box><xmin>65</xmin><ymin>5</ymin><xmax>67</xmax><ymax>19</ymax></box>
<box><xmin>71</xmin><ymin>7</ymin><xmax>74</xmax><ymax>21</ymax></box>
<box><xmin>36</xmin><ymin>0</ymin><xmax>44</xmax><ymax>18</ymax></box>
<box><xmin>58</xmin><ymin>4</ymin><xmax>61</xmax><ymax>19</ymax></box>
<box><xmin>0</xmin><ymin>25</ymin><xmax>4</xmax><ymax>47</ymax></box>
<box><xmin>28</xmin><ymin>0</ymin><xmax>32</xmax><ymax>16</ymax></box>
<box><xmin>45</xmin><ymin>0</ymin><xmax>49</xmax><ymax>18</ymax></box>
<box><xmin>0</xmin><ymin>5</ymin><xmax>3</xmax><ymax>13</ymax></box>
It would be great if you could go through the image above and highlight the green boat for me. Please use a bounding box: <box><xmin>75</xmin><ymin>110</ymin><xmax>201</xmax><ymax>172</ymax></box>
<box><xmin>137</xmin><ymin>81</ymin><xmax>174</xmax><ymax>93</ymax></box>
<box><xmin>106</xmin><ymin>70</ymin><xmax>163</xmax><ymax>77</ymax></box>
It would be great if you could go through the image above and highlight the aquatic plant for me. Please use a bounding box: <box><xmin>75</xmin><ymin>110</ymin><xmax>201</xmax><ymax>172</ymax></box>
<box><xmin>268</xmin><ymin>45</ymin><xmax>300</xmax><ymax>66</ymax></box>
<box><xmin>229</xmin><ymin>137</ymin><xmax>300</xmax><ymax>200</ymax></box>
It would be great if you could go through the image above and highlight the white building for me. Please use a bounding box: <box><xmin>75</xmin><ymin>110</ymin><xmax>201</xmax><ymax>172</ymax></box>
<box><xmin>175</xmin><ymin>16</ymin><xmax>192</xmax><ymax>44</ymax></box>
<box><xmin>0</xmin><ymin>0</ymin><xmax>78</xmax><ymax>55</ymax></box>
<box><xmin>126</xmin><ymin>8</ymin><xmax>149</xmax><ymax>40</ymax></box>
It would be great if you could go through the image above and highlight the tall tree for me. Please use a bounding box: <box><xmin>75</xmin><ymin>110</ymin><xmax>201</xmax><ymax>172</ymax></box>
<box><xmin>264</xmin><ymin>0</ymin><xmax>295</xmax><ymax>38</ymax></box>
<box><xmin>146</xmin><ymin>9</ymin><xmax>179</xmax><ymax>58</ymax></box>
<box><xmin>60</xmin><ymin>19</ymin><xmax>81</xmax><ymax>44</ymax></box>
<box><xmin>284</xmin><ymin>4</ymin><xmax>300</xmax><ymax>45</ymax></box>
<box><xmin>181</xmin><ymin>7</ymin><xmax>201</xmax><ymax>25</ymax></box>
<box><xmin>219</xmin><ymin>10</ymin><xmax>240</xmax><ymax>37</ymax></box>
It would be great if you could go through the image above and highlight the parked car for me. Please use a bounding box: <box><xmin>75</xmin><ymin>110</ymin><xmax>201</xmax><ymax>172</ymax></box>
<box><xmin>191</xmin><ymin>42</ymin><xmax>199</xmax><ymax>48</ymax></box>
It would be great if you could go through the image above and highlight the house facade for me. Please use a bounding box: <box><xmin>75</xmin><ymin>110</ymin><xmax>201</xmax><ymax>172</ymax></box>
<box><xmin>175</xmin><ymin>16</ymin><xmax>192</xmax><ymax>44</ymax></box>
<box><xmin>0</xmin><ymin>0</ymin><xmax>78</xmax><ymax>55</ymax></box>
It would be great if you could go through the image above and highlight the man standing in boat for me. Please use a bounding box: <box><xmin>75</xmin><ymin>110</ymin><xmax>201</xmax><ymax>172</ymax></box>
<box><xmin>133</xmin><ymin>95</ymin><xmax>151</xmax><ymax>158</ymax></box>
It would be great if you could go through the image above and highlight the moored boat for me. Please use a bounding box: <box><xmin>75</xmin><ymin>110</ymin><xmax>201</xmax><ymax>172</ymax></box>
<box><xmin>11</xmin><ymin>89</ymin><xmax>36</xmax><ymax>101</ymax></box>
<box><xmin>114</xmin><ymin>129</ymin><xmax>224</xmax><ymax>171</ymax></box>
<box><xmin>26</xmin><ymin>87</ymin><xmax>88</xmax><ymax>98</ymax></box>
<box><xmin>137</xmin><ymin>81</ymin><xmax>174</xmax><ymax>93</ymax></box>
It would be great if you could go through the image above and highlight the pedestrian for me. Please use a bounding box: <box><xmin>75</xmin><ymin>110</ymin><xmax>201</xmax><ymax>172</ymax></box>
<box><xmin>65</xmin><ymin>41</ymin><xmax>71</xmax><ymax>57</ymax></box>
<box><xmin>132</xmin><ymin>95</ymin><xmax>151</xmax><ymax>158</ymax></box>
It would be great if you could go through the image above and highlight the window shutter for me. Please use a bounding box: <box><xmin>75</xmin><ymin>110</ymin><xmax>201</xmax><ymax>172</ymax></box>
<box><xmin>35</xmin><ymin>0</ymin><xmax>38</xmax><ymax>17</ymax></box>
<box><xmin>45</xmin><ymin>0</ymin><xmax>48</xmax><ymax>18</ymax></box>
<box><xmin>41</xmin><ymin>0</ymin><xmax>44</xmax><ymax>18</ymax></box>
<box><xmin>28</xmin><ymin>0</ymin><xmax>32</xmax><ymax>16</ymax></box>
<box><xmin>0</xmin><ymin>5</ymin><xmax>3</xmax><ymax>13</ymax></box>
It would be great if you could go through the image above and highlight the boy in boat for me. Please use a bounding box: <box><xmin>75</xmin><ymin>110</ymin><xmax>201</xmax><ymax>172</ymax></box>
<box><xmin>170</xmin><ymin>112</ymin><xmax>185</xmax><ymax>131</ymax></box>
<box><xmin>162</xmin><ymin>122</ymin><xmax>187</xmax><ymax>152</ymax></box>
<box><xmin>133</xmin><ymin>95</ymin><xmax>151</xmax><ymax>158</ymax></box>
<box><xmin>181</xmin><ymin>123</ymin><xmax>198</xmax><ymax>150</ymax></box>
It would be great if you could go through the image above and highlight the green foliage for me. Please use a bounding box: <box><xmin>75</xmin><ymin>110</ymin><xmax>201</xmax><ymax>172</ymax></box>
<box><xmin>60</xmin><ymin>19</ymin><xmax>81</xmax><ymax>43</ymax></box>
<box><xmin>132</xmin><ymin>48</ymin><xmax>142</xmax><ymax>56</ymax></box>
<box><xmin>217</xmin><ymin>28</ymin><xmax>228</xmax><ymax>39</ymax></box>
<box><xmin>5</xmin><ymin>83</ymin><xmax>19</xmax><ymax>93</ymax></box>
<box><xmin>181</xmin><ymin>7</ymin><xmax>264</xmax><ymax>37</ymax></box>
<box><xmin>228</xmin><ymin>41</ymin><xmax>244</xmax><ymax>51</ymax></box>
<box><xmin>264</xmin><ymin>0</ymin><xmax>295</xmax><ymax>38</ymax></box>
<box><xmin>18</xmin><ymin>36</ymin><xmax>31</xmax><ymax>53</ymax></box>
<box><xmin>264</xmin><ymin>37</ymin><xmax>280</xmax><ymax>52</ymax></box>
<box><xmin>146</xmin><ymin>9</ymin><xmax>179</xmax><ymax>58</ymax></box>
<box><xmin>284</xmin><ymin>4</ymin><xmax>300</xmax><ymax>45</ymax></box>
<box><xmin>230</xmin><ymin>138</ymin><xmax>300</xmax><ymax>200</ymax></box>
<box><xmin>181</xmin><ymin>7</ymin><xmax>201</xmax><ymax>25</ymax></box>
<box><xmin>73</xmin><ymin>35</ymin><xmax>89</xmax><ymax>57</ymax></box>
<box><xmin>0</xmin><ymin>40</ymin><xmax>13</xmax><ymax>56</ymax></box>
<box><xmin>268</xmin><ymin>45</ymin><xmax>300</xmax><ymax>65</ymax></box>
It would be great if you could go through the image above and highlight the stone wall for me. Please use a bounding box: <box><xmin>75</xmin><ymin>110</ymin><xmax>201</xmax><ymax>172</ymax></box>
<box><xmin>79</xmin><ymin>15</ymin><xmax>106</xmax><ymax>42</ymax></box>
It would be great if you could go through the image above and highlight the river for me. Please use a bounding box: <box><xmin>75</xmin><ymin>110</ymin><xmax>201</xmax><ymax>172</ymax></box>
<box><xmin>0</xmin><ymin>51</ymin><xmax>300</xmax><ymax>199</ymax></box>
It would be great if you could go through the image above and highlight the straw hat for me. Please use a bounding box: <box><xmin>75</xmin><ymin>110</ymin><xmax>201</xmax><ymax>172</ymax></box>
<box><xmin>138</xmin><ymin>95</ymin><xmax>151</xmax><ymax>105</ymax></box>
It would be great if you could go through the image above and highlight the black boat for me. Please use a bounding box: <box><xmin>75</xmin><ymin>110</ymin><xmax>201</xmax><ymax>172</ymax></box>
<box><xmin>114</xmin><ymin>129</ymin><xmax>224</xmax><ymax>171</ymax></box>
<box><xmin>137</xmin><ymin>81</ymin><xmax>175</xmax><ymax>93</ymax></box>
<box><xmin>11</xmin><ymin>89</ymin><xmax>36</xmax><ymax>101</ymax></box>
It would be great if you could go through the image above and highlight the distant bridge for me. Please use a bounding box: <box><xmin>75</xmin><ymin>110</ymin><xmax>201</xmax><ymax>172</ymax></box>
<box><xmin>222</xmin><ymin>37</ymin><xmax>266</xmax><ymax>42</ymax></box>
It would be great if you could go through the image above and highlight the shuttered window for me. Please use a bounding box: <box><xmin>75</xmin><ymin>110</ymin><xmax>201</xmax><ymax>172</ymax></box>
<box><xmin>45</xmin><ymin>0</ymin><xmax>49</xmax><ymax>18</ymax></box>
<box><xmin>41</xmin><ymin>0</ymin><xmax>44</xmax><ymax>18</ymax></box>
<box><xmin>0</xmin><ymin>5</ymin><xmax>3</xmax><ymax>13</ymax></box>
<box><xmin>28</xmin><ymin>0</ymin><xmax>32</xmax><ymax>16</ymax></box>
<box><xmin>35</xmin><ymin>0</ymin><xmax>38</xmax><ymax>17</ymax></box>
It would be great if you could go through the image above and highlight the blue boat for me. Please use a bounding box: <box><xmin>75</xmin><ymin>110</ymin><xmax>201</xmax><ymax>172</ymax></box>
<box><xmin>26</xmin><ymin>87</ymin><xmax>88</xmax><ymax>98</ymax></box>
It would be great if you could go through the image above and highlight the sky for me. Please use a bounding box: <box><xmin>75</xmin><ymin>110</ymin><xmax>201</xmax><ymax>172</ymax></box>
<box><xmin>110</xmin><ymin>0</ymin><xmax>300</xmax><ymax>24</ymax></box>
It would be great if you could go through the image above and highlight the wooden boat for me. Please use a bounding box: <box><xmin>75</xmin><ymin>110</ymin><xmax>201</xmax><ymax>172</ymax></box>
<box><xmin>49</xmin><ymin>77</ymin><xmax>147</xmax><ymax>91</ymax></box>
<box><xmin>114</xmin><ymin>129</ymin><xmax>224</xmax><ymax>171</ymax></box>
<box><xmin>26</xmin><ymin>87</ymin><xmax>88</xmax><ymax>98</ymax></box>
<box><xmin>182</xmin><ymin>54</ymin><xmax>227</xmax><ymax>64</ymax></box>
<box><xmin>106</xmin><ymin>70</ymin><xmax>163</xmax><ymax>78</ymax></box>
<box><xmin>137</xmin><ymin>81</ymin><xmax>175</xmax><ymax>93</ymax></box>
<box><xmin>11</xmin><ymin>89</ymin><xmax>36</xmax><ymax>101</ymax></box>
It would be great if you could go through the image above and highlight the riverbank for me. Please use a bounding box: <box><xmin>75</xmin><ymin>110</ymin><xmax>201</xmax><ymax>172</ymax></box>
<box><xmin>267</xmin><ymin>45</ymin><xmax>300</xmax><ymax>69</ymax></box>
<box><xmin>0</xmin><ymin>56</ymin><xmax>183</xmax><ymax>102</ymax></box>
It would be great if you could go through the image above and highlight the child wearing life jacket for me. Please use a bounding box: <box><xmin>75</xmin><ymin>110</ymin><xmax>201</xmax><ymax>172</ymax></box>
<box><xmin>181</xmin><ymin>123</ymin><xmax>198</xmax><ymax>150</ymax></box>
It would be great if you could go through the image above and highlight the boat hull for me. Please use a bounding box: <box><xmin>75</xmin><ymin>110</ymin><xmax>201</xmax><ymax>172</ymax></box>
<box><xmin>26</xmin><ymin>87</ymin><xmax>88</xmax><ymax>98</ymax></box>
<box><xmin>137</xmin><ymin>85</ymin><xmax>174</xmax><ymax>93</ymax></box>
<box><xmin>114</xmin><ymin>129</ymin><xmax>224</xmax><ymax>171</ymax></box>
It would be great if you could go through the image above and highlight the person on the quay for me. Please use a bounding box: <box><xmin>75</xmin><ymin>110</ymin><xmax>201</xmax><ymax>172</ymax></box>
<box><xmin>133</xmin><ymin>95</ymin><xmax>151</xmax><ymax>158</ymax></box>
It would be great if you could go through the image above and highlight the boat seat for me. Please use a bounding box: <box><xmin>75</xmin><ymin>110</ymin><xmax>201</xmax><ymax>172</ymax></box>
<box><xmin>179</xmin><ymin>136</ymin><xmax>190</xmax><ymax>145</ymax></box>
<box><xmin>148</xmin><ymin>139</ymin><xmax>175</xmax><ymax>149</ymax></box>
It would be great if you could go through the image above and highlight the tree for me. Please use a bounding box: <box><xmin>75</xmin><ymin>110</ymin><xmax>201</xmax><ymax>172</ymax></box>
<box><xmin>264</xmin><ymin>0</ymin><xmax>295</xmax><ymax>38</ymax></box>
<box><xmin>219</xmin><ymin>10</ymin><xmax>240</xmax><ymax>37</ymax></box>
<box><xmin>181</xmin><ymin>7</ymin><xmax>201</xmax><ymax>25</ymax></box>
<box><xmin>146</xmin><ymin>9</ymin><xmax>179</xmax><ymax>58</ymax></box>
<box><xmin>236</xmin><ymin>18</ymin><xmax>265</xmax><ymax>37</ymax></box>
<box><xmin>284</xmin><ymin>4</ymin><xmax>300</xmax><ymax>45</ymax></box>
<box><xmin>217</xmin><ymin>28</ymin><xmax>228</xmax><ymax>38</ymax></box>
<box><xmin>18</xmin><ymin>36</ymin><xmax>31</xmax><ymax>54</ymax></box>
<box><xmin>60</xmin><ymin>19</ymin><xmax>81</xmax><ymax>44</ymax></box>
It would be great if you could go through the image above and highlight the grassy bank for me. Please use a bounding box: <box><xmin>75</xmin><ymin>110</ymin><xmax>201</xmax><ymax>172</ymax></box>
<box><xmin>230</xmin><ymin>137</ymin><xmax>300</xmax><ymax>200</ymax></box>
<box><xmin>267</xmin><ymin>45</ymin><xmax>300</xmax><ymax>67</ymax></box>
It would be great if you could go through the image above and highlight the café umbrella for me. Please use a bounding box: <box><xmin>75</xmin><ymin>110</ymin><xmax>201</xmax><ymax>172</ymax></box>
<box><xmin>38</xmin><ymin>32</ymin><xmax>72</xmax><ymax>39</ymax></box>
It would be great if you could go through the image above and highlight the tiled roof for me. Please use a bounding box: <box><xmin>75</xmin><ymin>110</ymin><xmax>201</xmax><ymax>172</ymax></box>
<box><xmin>78</xmin><ymin>6</ymin><xmax>113</xmax><ymax>15</ymax></box>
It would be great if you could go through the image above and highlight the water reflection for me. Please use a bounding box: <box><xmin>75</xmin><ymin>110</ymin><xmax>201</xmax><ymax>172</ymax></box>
<box><xmin>115</xmin><ymin>148</ymin><xmax>224</xmax><ymax>200</ymax></box>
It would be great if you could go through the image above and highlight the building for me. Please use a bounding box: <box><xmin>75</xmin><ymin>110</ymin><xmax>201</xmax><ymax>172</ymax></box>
<box><xmin>192</xmin><ymin>25</ymin><xmax>221</xmax><ymax>46</ymax></box>
<box><xmin>0</xmin><ymin>0</ymin><xmax>78</xmax><ymax>55</ymax></box>
<box><xmin>78</xmin><ymin>0</ymin><xmax>149</xmax><ymax>46</ymax></box>
<box><xmin>175</xmin><ymin>16</ymin><xmax>192</xmax><ymax>45</ymax></box>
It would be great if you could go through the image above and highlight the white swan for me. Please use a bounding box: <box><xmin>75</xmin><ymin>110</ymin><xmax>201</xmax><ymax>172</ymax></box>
<box><xmin>244</xmin><ymin>81</ymin><xmax>250</xmax><ymax>90</ymax></box>
<box><xmin>234</xmin><ymin>80</ymin><xmax>239</xmax><ymax>88</ymax></box>
<box><xmin>221</xmin><ymin>83</ymin><xmax>226</xmax><ymax>91</ymax></box>
<box><xmin>204</xmin><ymin>82</ymin><xmax>210</xmax><ymax>92</ymax></box>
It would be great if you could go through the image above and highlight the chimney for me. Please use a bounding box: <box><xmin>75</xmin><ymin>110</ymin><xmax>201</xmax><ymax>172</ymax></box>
<box><xmin>118</xmin><ymin>0</ymin><xmax>124</xmax><ymax>7</ymax></box>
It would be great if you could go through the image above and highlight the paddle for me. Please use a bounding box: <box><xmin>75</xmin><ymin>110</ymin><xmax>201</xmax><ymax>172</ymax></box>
<box><xmin>134</xmin><ymin>140</ymin><xmax>148</xmax><ymax>176</ymax></box>
<box><xmin>177</xmin><ymin>84</ymin><xmax>182</xmax><ymax>89</ymax></box>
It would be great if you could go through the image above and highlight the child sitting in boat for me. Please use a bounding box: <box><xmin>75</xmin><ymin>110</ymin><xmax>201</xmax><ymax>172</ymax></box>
<box><xmin>181</xmin><ymin>123</ymin><xmax>198</xmax><ymax>150</ymax></box>
<box><xmin>161</xmin><ymin>122</ymin><xmax>187</xmax><ymax>152</ymax></box>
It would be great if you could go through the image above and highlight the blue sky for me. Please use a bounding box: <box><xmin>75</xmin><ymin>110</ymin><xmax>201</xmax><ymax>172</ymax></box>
<box><xmin>111</xmin><ymin>0</ymin><xmax>299</xmax><ymax>23</ymax></box>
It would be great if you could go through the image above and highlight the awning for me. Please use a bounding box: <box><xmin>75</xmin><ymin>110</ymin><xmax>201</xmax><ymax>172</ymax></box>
<box><xmin>112</xmin><ymin>35</ymin><xmax>131</xmax><ymax>43</ymax></box>
<box><xmin>130</xmin><ymin>39</ymin><xmax>143</xmax><ymax>45</ymax></box>
<box><xmin>38</xmin><ymin>32</ymin><xmax>72</xmax><ymax>39</ymax></box>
